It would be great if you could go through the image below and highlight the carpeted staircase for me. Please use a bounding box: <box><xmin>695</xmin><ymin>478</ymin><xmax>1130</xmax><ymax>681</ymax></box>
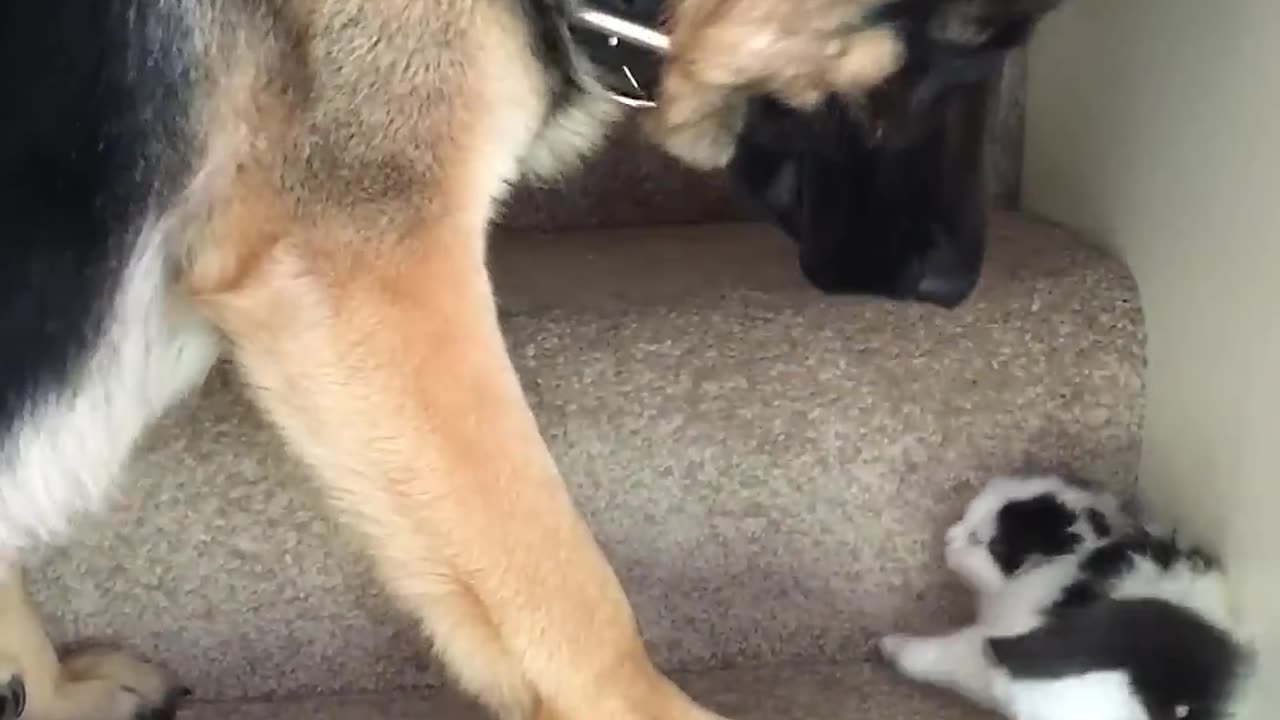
<box><xmin>23</xmin><ymin>199</ymin><xmax>1145</xmax><ymax>716</ymax></box>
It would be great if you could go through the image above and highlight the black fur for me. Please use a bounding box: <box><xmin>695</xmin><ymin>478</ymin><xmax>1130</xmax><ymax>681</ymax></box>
<box><xmin>0</xmin><ymin>0</ymin><xmax>193</xmax><ymax>434</ymax></box>
<box><xmin>1053</xmin><ymin>531</ymin><xmax>1223</xmax><ymax>614</ymax></box>
<box><xmin>989</xmin><ymin>598</ymin><xmax>1248</xmax><ymax>720</ymax></box>
<box><xmin>1083</xmin><ymin>531</ymin><xmax>1220</xmax><ymax>580</ymax></box>
<box><xmin>865</xmin><ymin>0</ymin><xmax>1048</xmax><ymax>124</ymax></box>
<box><xmin>728</xmin><ymin>86</ymin><xmax>988</xmax><ymax>307</ymax></box>
<box><xmin>1028</xmin><ymin>533</ymin><xmax>1246</xmax><ymax>718</ymax></box>
<box><xmin>1048</xmin><ymin>578</ymin><xmax>1103</xmax><ymax>611</ymax></box>
<box><xmin>987</xmin><ymin>493</ymin><xmax>1083</xmax><ymax>575</ymax></box>
<box><xmin>1085</xmin><ymin>508</ymin><xmax>1113</xmax><ymax>539</ymax></box>
<box><xmin>726</xmin><ymin>0</ymin><xmax>1061</xmax><ymax>306</ymax></box>
<box><xmin>535</xmin><ymin>0</ymin><xmax>1062</xmax><ymax>306</ymax></box>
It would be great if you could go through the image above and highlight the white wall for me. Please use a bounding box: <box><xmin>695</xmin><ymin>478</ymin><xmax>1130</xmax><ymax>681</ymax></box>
<box><xmin>1021</xmin><ymin>0</ymin><xmax>1279</xmax><ymax>714</ymax></box>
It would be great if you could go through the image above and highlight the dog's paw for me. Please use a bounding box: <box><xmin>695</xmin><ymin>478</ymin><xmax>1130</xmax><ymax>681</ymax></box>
<box><xmin>642</xmin><ymin>93</ymin><xmax>744</xmax><ymax>170</ymax></box>
<box><xmin>815</xmin><ymin>27</ymin><xmax>907</xmax><ymax>97</ymax></box>
<box><xmin>61</xmin><ymin>647</ymin><xmax>190</xmax><ymax>720</ymax></box>
<box><xmin>0</xmin><ymin>670</ymin><xmax>24</xmax><ymax>720</ymax></box>
<box><xmin>652</xmin><ymin>0</ymin><xmax>905</xmax><ymax>170</ymax></box>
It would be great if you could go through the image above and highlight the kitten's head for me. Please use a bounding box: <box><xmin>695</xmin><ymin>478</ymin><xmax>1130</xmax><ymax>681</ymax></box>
<box><xmin>945</xmin><ymin>474</ymin><xmax>1133</xmax><ymax>587</ymax></box>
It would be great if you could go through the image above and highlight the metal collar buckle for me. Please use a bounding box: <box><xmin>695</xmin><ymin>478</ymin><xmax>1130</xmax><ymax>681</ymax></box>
<box><xmin>569</xmin><ymin>5</ymin><xmax>670</xmax><ymax>108</ymax></box>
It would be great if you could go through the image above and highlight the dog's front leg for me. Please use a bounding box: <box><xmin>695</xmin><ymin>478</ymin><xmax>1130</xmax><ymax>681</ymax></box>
<box><xmin>190</xmin><ymin>217</ymin><xmax>727</xmax><ymax>720</ymax></box>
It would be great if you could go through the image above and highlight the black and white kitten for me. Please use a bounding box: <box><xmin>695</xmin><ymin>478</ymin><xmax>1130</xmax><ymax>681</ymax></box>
<box><xmin>878</xmin><ymin>473</ymin><xmax>1253</xmax><ymax>720</ymax></box>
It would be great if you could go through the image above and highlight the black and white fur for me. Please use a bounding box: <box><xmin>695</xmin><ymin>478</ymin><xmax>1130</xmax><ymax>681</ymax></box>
<box><xmin>0</xmin><ymin>2</ymin><xmax>220</xmax><ymax>718</ymax></box>
<box><xmin>878</xmin><ymin>474</ymin><xmax>1254</xmax><ymax>720</ymax></box>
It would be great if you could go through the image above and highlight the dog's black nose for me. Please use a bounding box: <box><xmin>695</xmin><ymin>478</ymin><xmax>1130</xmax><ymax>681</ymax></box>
<box><xmin>902</xmin><ymin>227</ymin><xmax>981</xmax><ymax>309</ymax></box>
<box><xmin>796</xmin><ymin>251</ymin><xmax>867</xmax><ymax>295</ymax></box>
<box><xmin>795</xmin><ymin>221</ymin><xmax>981</xmax><ymax>309</ymax></box>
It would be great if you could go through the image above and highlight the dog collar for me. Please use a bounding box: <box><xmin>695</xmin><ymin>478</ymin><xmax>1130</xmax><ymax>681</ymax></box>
<box><xmin>568</xmin><ymin>0</ymin><xmax>669</xmax><ymax>108</ymax></box>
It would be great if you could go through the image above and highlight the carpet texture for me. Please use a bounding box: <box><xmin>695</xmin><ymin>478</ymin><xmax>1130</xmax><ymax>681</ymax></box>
<box><xmin>25</xmin><ymin>213</ymin><xmax>1144</xmax><ymax>702</ymax></box>
<box><xmin>179</xmin><ymin>662</ymin><xmax>998</xmax><ymax>719</ymax></box>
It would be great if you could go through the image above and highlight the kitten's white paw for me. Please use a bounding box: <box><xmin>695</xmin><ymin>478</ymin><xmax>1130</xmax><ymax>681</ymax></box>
<box><xmin>945</xmin><ymin>538</ymin><xmax>983</xmax><ymax>574</ymax></box>
<box><xmin>877</xmin><ymin>634</ymin><xmax>941</xmax><ymax>679</ymax></box>
<box><xmin>877</xmin><ymin>634</ymin><xmax>898</xmax><ymax>661</ymax></box>
<box><xmin>876</xmin><ymin>634</ymin><xmax>913</xmax><ymax>667</ymax></box>
<box><xmin>944</xmin><ymin>528</ymin><xmax>1004</xmax><ymax>593</ymax></box>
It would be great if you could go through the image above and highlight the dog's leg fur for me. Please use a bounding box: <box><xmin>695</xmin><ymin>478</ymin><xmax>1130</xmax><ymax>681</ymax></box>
<box><xmin>183</xmin><ymin>6</ymin><xmax>723</xmax><ymax>716</ymax></box>
<box><xmin>190</xmin><ymin>215</ymin><xmax>725</xmax><ymax>720</ymax></box>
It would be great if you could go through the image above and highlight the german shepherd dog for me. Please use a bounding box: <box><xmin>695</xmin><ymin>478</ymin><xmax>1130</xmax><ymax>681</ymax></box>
<box><xmin>0</xmin><ymin>1</ymin><xmax>1059</xmax><ymax>719</ymax></box>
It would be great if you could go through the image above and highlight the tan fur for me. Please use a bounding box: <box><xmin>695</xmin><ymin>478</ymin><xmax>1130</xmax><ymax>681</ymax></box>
<box><xmin>191</xmin><ymin>213</ymin><xmax>724</xmax><ymax>720</ymax></box>
<box><xmin>643</xmin><ymin>0</ymin><xmax>1066</xmax><ymax>170</ymax></box>
<box><xmin>172</xmin><ymin>1</ymin><xmax>914</xmax><ymax>717</ymax></box>
<box><xmin>0</xmin><ymin>564</ymin><xmax>182</xmax><ymax>720</ymax></box>
<box><xmin>160</xmin><ymin>0</ymin><xmax>917</xmax><ymax>717</ymax></box>
<box><xmin>173</xmin><ymin>2</ymin><xmax>739</xmax><ymax>718</ymax></box>
<box><xmin>647</xmin><ymin>0</ymin><xmax>906</xmax><ymax>168</ymax></box>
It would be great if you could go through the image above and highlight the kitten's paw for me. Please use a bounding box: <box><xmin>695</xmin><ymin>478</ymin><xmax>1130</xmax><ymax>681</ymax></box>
<box><xmin>944</xmin><ymin>531</ymin><xmax>979</xmax><ymax>571</ymax></box>
<box><xmin>0</xmin><ymin>670</ymin><xmax>24</xmax><ymax>720</ymax></box>
<box><xmin>876</xmin><ymin>634</ymin><xmax>911</xmax><ymax>665</ymax></box>
<box><xmin>944</xmin><ymin>526</ymin><xmax>1004</xmax><ymax>593</ymax></box>
<box><xmin>62</xmin><ymin>647</ymin><xmax>190</xmax><ymax>720</ymax></box>
<box><xmin>876</xmin><ymin>634</ymin><xmax>940</xmax><ymax>679</ymax></box>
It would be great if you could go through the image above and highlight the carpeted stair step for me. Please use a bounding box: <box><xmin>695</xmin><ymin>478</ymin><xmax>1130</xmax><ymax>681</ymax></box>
<box><xmin>178</xmin><ymin>661</ymin><xmax>998</xmax><ymax>719</ymax></box>
<box><xmin>27</xmin><ymin>213</ymin><xmax>1144</xmax><ymax>702</ymax></box>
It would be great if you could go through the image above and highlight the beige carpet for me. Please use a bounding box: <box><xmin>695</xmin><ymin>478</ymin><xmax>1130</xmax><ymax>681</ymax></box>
<box><xmin>179</xmin><ymin>662</ymin><xmax>998</xmax><ymax>719</ymax></box>
<box><xmin>25</xmin><ymin>213</ymin><xmax>1143</xmax><ymax>703</ymax></box>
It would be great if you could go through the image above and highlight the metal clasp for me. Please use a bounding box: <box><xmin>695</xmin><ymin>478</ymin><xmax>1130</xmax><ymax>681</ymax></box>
<box><xmin>569</xmin><ymin>5</ymin><xmax>670</xmax><ymax>108</ymax></box>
